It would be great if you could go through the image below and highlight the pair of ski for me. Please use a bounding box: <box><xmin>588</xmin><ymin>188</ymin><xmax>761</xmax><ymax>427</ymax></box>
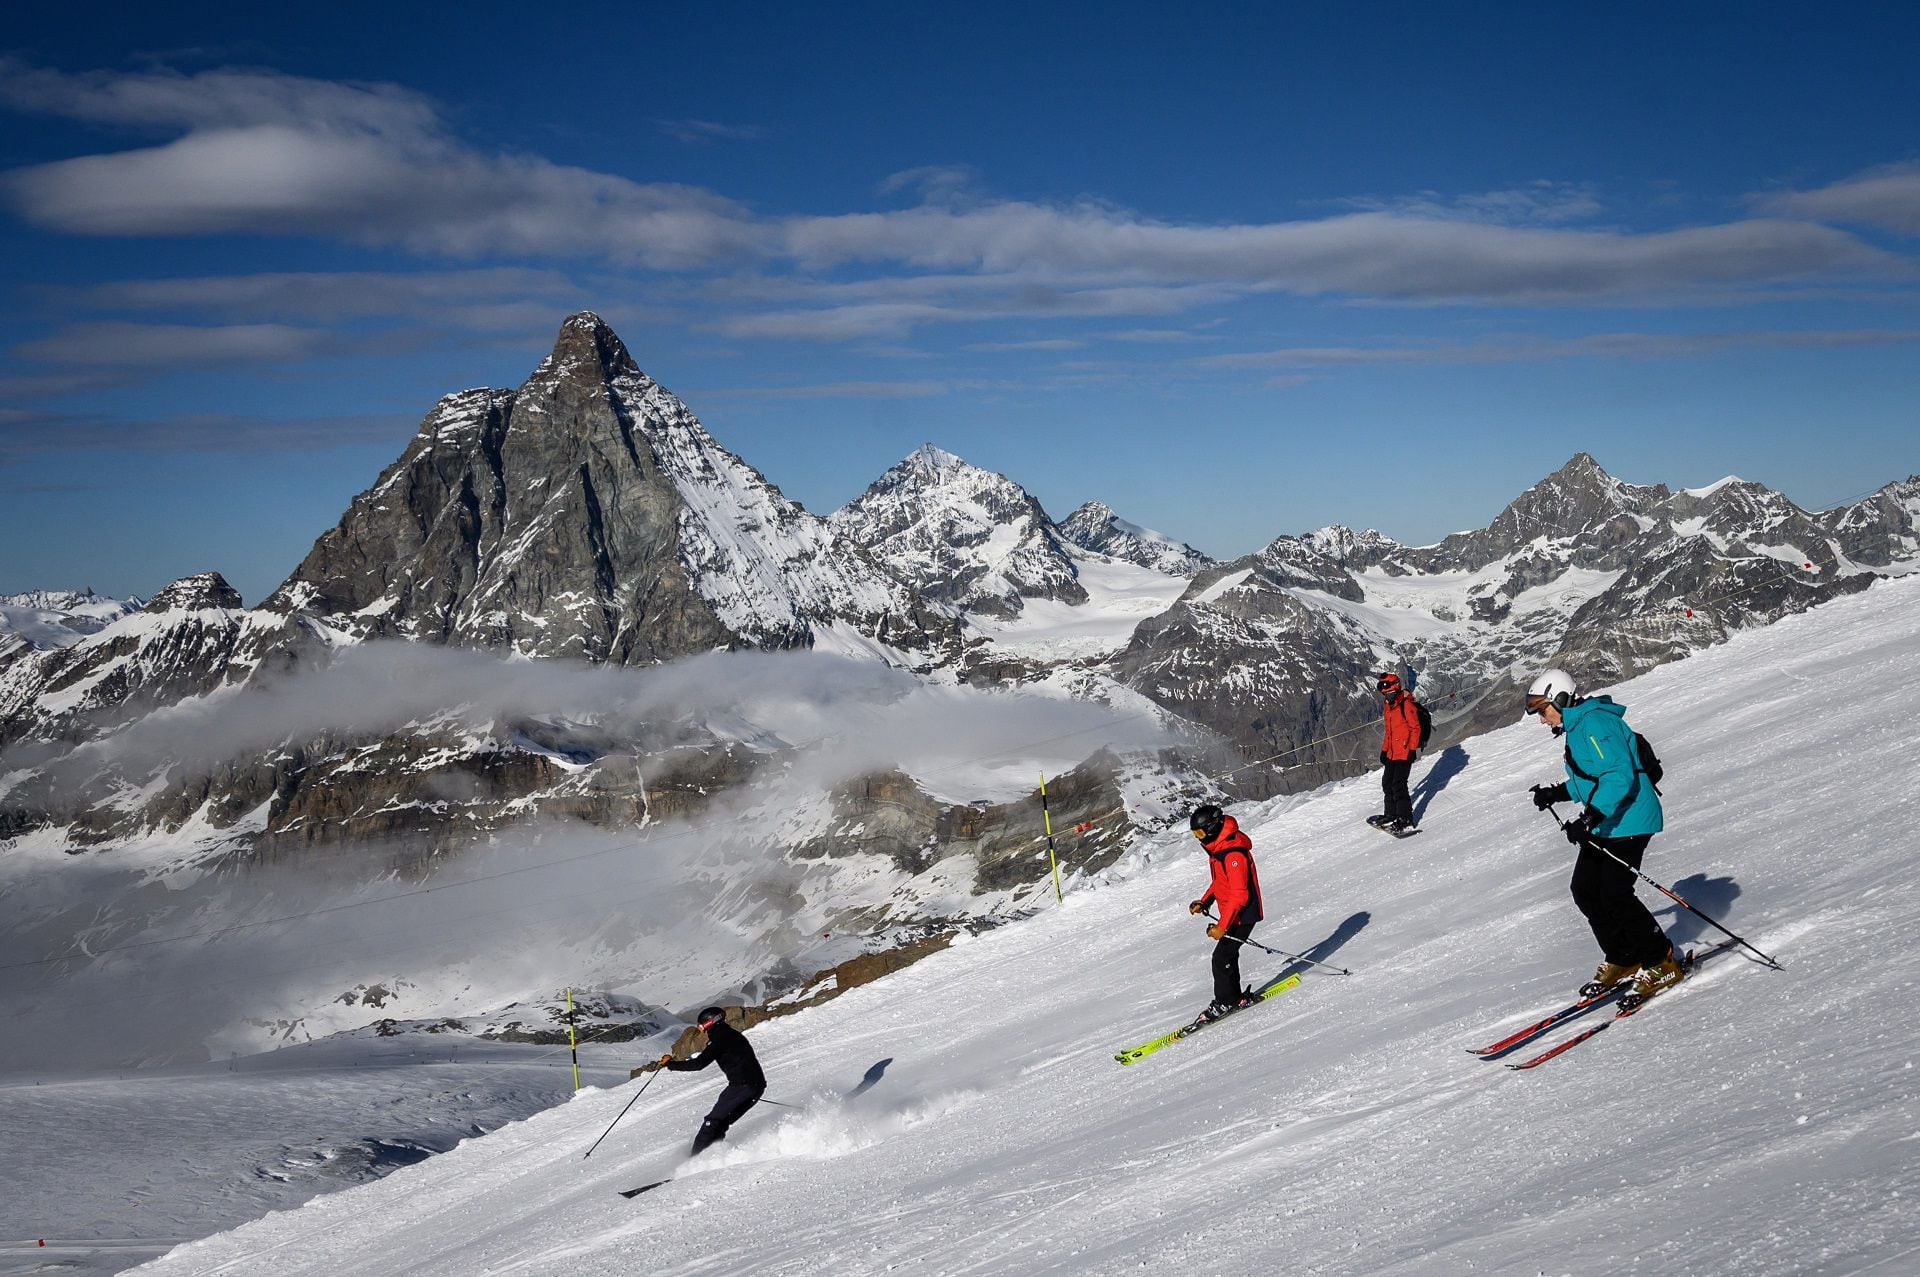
<box><xmin>1469</xmin><ymin>947</ymin><xmax>1709</xmax><ymax>1069</ymax></box>
<box><xmin>1113</xmin><ymin>970</ymin><xmax>1303</xmax><ymax>1065</ymax></box>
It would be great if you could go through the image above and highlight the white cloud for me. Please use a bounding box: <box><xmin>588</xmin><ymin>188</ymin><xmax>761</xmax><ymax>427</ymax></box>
<box><xmin>72</xmin><ymin>268</ymin><xmax>583</xmax><ymax>327</ymax></box>
<box><xmin>1759</xmin><ymin>163</ymin><xmax>1920</xmax><ymax>236</ymax></box>
<box><xmin>0</xmin><ymin>58</ymin><xmax>1913</xmax><ymax>344</ymax></box>
<box><xmin>1339</xmin><ymin>181</ymin><xmax>1605</xmax><ymax>226</ymax></box>
<box><xmin>656</xmin><ymin>118</ymin><xmax>767</xmax><ymax>145</ymax></box>
<box><xmin>0</xmin><ymin>59</ymin><xmax>768</xmax><ymax>267</ymax></box>
<box><xmin>12</xmin><ymin>321</ymin><xmax>344</xmax><ymax>367</ymax></box>
<box><xmin>964</xmin><ymin>338</ymin><xmax>1087</xmax><ymax>352</ymax></box>
<box><xmin>1196</xmin><ymin>327</ymin><xmax>1920</xmax><ymax>369</ymax></box>
<box><xmin>700</xmin><ymin>380</ymin><xmax>951</xmax><ymax>400</ymax></box>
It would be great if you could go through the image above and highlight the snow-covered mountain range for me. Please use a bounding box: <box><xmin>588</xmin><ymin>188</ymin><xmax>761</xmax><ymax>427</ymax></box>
<box><xmin>74</xmin><ymin>570</ymin><xmax>1920</xmax><ymax>1277</ymax></box>
<box><xmin>3</xmin><ymin>312</ymin><xmax>1917</xmax><ymax>1063</ymax></box>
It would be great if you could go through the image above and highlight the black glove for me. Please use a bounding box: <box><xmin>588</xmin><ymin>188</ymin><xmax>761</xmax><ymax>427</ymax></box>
<box><xmin>1531</xmin><ymin>783</ymin><xmax>1569</xmax><ymax>811</ymax></box>
<box><xmin>1563</xmin><ymin>807</ymin><xmax>1600</xmax><ymax>844</ymax></box>
<box><xmin>1379</xmin><ymin>750</ymin><xmax>1388</xmax><ymax>765</ymax></box>
<box><xmin>1408</xmin><ymin>750</ymin><xmax>1418</xmax><ymax>763</ymax></box>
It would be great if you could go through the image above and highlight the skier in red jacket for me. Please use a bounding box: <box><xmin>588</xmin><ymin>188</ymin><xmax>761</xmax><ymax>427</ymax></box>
<box><xmin>1370</xmin><ymin>671</ymin><xmax>1422</xmax><ymax>835</ymax></box>
<box><xmin>1187</xmin><ymin>804</ymin><xmax>1265</xmax><ymax>1022</ymax></box>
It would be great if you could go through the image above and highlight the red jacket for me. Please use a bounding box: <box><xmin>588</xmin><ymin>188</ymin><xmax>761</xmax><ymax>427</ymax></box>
<box><xmin>1198</xmin><ymin>815</ymin><xmax>1263</xmax><ymax>931</ymax></box>
<box><xmin>1381</xmin><ymin>691</ymin><xmax>1421</xmax><ymax>761</ymax></box>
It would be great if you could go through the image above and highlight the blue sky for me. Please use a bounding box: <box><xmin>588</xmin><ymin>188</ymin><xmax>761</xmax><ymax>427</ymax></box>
<box><xmin>2</xmin><ymin>2</ymin><xmax>1917</xmax><ymax>601</ymax></box>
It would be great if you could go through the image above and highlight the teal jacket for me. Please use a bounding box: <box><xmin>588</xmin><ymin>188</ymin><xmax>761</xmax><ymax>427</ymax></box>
<box><xmin>1560</xmin><ymin>696</ymin><xmax>1663</xmax><ymax>838</ymax></box>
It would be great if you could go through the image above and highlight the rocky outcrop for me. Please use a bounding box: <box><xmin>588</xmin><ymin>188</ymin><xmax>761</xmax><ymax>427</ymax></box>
<box><xmin>793</xmin><ymin>747</ymin><xmax>1136</xmax><ymax>889</ymax></box>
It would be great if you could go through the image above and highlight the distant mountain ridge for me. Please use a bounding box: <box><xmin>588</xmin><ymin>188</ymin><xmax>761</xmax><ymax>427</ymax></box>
<box><xmin>4</xmin><ymin>312</ymin><xmax>1917</xmax><ymax>1050</ymax></box>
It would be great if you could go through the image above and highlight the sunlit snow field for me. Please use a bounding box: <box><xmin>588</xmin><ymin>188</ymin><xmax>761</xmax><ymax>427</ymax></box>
<box><xmin>95</xmin><ymin>573</ymin><xmax>1920</xmax><ymax>1276</ymax></box>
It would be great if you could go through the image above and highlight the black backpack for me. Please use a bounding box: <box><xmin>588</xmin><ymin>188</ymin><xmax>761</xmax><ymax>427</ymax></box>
<box><xmin>1414</xmin><ymin>701</ymin><xmax>1433</xmax><ymax>751</ymax></box>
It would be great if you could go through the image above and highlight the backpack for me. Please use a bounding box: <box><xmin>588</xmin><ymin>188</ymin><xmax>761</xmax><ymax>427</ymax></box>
<box><xmin>1414</xmin><ymin>701</ymin><xmax>1433</xmax><ymax>751</ymax></box>
<box><xmin>1634</xmin><ymin>733</ymin><xmax>1665</xmax><ymax>792</ymax></box>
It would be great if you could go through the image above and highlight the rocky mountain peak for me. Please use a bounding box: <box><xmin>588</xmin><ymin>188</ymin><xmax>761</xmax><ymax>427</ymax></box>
<box><xmin>143</xmin><ymin>572</ymin><xmax>244</xmax><ymax>613</ymax></box>
<box><xmin>266</xmin><ymin>315</ymin><xmax>959</xmax><ymax>665</ymax></box>
<box><xmin>530</xmin><ymin>311</ymin><xmax>640</xmax><ymax>388</ymax></box>
<box><xmin>832</xmin><ymin>447</ymin><xmax>1086</xmax><ymax>618</ymax></box>
<box><xmin>1056</xmin><ymin>502</ymin><xmax>1215</xmax><ymax>576</ymax></box>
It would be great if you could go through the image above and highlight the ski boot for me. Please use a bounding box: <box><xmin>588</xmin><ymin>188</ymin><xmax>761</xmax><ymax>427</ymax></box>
<box><xmin>1579</xmin><ymin>959</ymin><xmax>1640</xmax><ymax>999</ymax></box>
<box><xmin>1365</xmin><ymin>814</ymin><xmax>1392</xmax><ymax>829</ymax></box>
<box><xmin>1387</xmin><ymin>819</ymin><xmax>1420</xmax><ymax>838</ymax></box>
<box><xmin>1620</xmin><ymin>950</ymin><xmax>1686</xmax><ymax>1010</ymax></box>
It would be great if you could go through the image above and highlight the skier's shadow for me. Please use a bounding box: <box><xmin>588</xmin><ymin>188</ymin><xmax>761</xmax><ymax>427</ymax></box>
<box><xmin>1654</xmin><ymin>874</ymin><xmax>1741</xmax><ymax>946</ymax></box>
<box><xmin>847</xmin><ymin>1057</ymin><xmax>891</xmax><ymax>1099</ymax></box>
<box><xmin>1271</xmin><ymin>910</ymin><xmax>1370</xmax><ymax>982</ymax></box>
<box><xmin>1410</xmin><ymin>745</ymin><xmax>1470</xmax><ymax>824</ymax></box>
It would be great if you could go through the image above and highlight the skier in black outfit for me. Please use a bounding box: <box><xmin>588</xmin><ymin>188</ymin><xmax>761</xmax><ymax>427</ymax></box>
<box><xmin>655</xmin><ymin>1006</ymin><xmax>766</xmax><ymax>1156</ymax></box>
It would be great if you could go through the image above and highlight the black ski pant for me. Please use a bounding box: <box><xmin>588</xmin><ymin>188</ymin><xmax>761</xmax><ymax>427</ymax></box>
<box><xmin>1569</xmin><ymin>833</ymin><xmax>1671</xmax><ymax>967</ymax></box>
<box><xmin>1211</xmin><ymin>916</ymin><xmax>1257</xmax><ymax>1005</ymax></box>
<box><xmin>1381</xmin><ymin>757</ymin><xmax>1414</xmax><ymax>824</ymax></box>
<box><xmin>691</xmin><ymin>1081</ymin><xmax>765</xmax><ymax>1156</ymax></box>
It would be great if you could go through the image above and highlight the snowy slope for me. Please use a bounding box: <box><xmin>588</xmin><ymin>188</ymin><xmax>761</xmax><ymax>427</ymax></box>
<box><xmin>131</xmin><ymin>574</ymin><xmax>1920</xmax><ymax>1276</ymax></box>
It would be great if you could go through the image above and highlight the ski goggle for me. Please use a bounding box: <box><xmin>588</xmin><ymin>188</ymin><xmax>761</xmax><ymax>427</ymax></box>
<box><xmin>1525</xmin><ymin>696</ymin><xmax>1554</xmax><ymax>717</ymax></box>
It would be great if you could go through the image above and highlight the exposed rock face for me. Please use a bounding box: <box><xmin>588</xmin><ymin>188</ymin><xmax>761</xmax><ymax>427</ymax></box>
<box><xmin>1055</xmin><ymin>501</ymin><xmax>1215</xmax><ymax>576</ymax></box>
<box><xmin>272</xmin><ymin>314</ymin><xmax>963</xmax><ymax>666</ymax></box>
<box><xmin>793</xmin><ymin>748</ymin><xmax>1136</xmax><ymax>890</ymax></box>
<box><xmin>831</xmin><ymin>445</ymin><xmax>1086</xmax><ymax>619</ymax></box>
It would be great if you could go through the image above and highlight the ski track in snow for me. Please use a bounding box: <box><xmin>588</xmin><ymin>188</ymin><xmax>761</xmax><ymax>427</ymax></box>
<box><xmin>29</xmin><ymin>576</ymin><xmax>1920</xmax><ymax>1275</ymax></box>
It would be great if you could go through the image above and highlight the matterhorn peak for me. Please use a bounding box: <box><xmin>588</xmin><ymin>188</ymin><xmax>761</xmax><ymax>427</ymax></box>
<box><xmin>527</xmin><ymin>311</ymin><xmax>643</xmax><ymax>390</ymax></box>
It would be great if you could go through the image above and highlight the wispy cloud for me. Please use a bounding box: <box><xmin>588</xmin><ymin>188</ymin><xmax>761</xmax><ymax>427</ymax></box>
<box><xmin>1339</xmin><ymin>181</ymin><xmax>1605</xmax><ymax>226</ymax></box>
<box><xmin>655</xmin><ymin>117</ymin><xmax>767</xmax><ymax>145</ymax></box>
<box><xmin>1104</xmin><ymin>328</ymin><xmax>1222</xmax><ymax>344</ymax></box>
<box><xmin>1758</xmin><ymin>163</ymin><xmax>1920</xmax><ymax>236</ymax></box>
<box><xmin>13</xmin><ymin>321</ymin><xmax>350</xmax><ymax>368</ymax></box>
<box><xmin>1196</xmin><ymin>327</ymin><xmax>1920</xmax><ymax>369</ymax></box>
<box><xmin>0</xmin><ymin>407</ymin><xmax>413</xmax><ymax>461</ymax></box>
<box><xmin>699</xmin><ymin>380</ymin><xmax>951</xmax><ymax>400</ymax></box>
<box><xmin>0</xmin><ymin>57</ymin><xmax>1914</xmax><ymax>346</ymax></box>
<box><xmin>67</xmin><ymin>268</ymin><xmax>584</xmax><ymax>328</ymax></box>
<box><xmin>964</xmin><ymin>338</ymin><xmax>1086</xmax><ymax>352</ymax></box>
<box><xmin>0</xmin><ymin>58</ymin><xmax>768</xmax><ymax>267</ymax></box>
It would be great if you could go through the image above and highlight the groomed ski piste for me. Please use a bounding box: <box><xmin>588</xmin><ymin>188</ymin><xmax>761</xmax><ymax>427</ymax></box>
<box><xmin>132</xmin><ymin>574</ymin><xmax>1919</xmax><ymax>1275</ymax></box>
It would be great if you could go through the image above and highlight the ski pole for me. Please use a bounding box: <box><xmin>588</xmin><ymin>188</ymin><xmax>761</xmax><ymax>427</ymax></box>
<box><xmin>1544</xmin><ymin>805</ymin><xmax>1785</xmax><ymax>970</ymax></box>
<box><xmin>1203</xmin><ymin>909</ymin><xmax>1354</xmax><ymax>975</ymax></box>
<box><xmin>583</xmin><ymin>1066</ymin><xmax>663</xmax><ymax>1159</ymax></box>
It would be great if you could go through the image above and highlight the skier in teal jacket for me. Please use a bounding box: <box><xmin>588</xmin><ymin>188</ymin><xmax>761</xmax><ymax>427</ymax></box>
<box><xmin>1526</xmin><ymin>668</ymin><xmax>1683</xmax><ymax>1002</ymax></box>
<box><xmin>1557</xmin><ymin>695</ymin><xmax>1663</xmax><ymax>838</ymax></box>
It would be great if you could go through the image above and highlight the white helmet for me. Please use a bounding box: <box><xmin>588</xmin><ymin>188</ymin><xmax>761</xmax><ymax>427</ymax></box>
<box><xmin>1525</xmin><ymin>668</ymin><xmax>1578</xmax><ymax>715</ymax></box>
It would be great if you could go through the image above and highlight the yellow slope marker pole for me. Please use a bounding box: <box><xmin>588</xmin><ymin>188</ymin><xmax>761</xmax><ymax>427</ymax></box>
<box><xmin>566</xmin><ymin>988</ymin><xmax>580</xmax><ymax>1092</ymax></box>
<box><xmin>1039</xmin><ymin>773</ymin><xmax>1063</xmax><ymax>903</ymax></box>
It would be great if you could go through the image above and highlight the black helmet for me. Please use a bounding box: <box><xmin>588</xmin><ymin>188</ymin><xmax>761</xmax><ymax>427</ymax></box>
<box><xmin>696</xmin><ymin>1006</ymin><xmax>727</xmax><ymax>1029</ymax></box>
<box><xmin>1189</xmin><ymin>804</ymin><xmax>1225</xmax><ymax>842</ymax></box>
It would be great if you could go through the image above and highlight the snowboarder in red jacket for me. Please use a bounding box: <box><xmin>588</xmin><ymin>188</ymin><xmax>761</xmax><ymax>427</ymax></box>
<box><xmin>1187</xmin><ymin>804</ymin><xmax>1265</xmax><ymax>1021</ymax></box>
